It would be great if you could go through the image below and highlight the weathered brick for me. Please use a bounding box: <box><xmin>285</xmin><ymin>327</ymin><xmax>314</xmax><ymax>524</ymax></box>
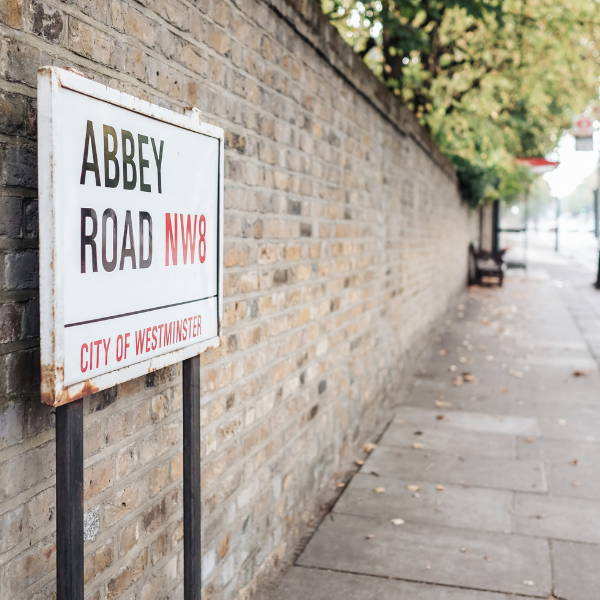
<box><xmin>84</xmin><ymin>457</ymin><xmax>114</xmax><ymax>500</ymax></box>
<box><xmin>106</xmin><ymin>548</ymin><xmax>147</xmax><ymax>599</ymax></box>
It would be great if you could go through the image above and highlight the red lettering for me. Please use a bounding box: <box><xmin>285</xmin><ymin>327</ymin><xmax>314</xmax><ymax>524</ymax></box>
<box><xmin>183</xmin><ymin>318</ymin><xmax>188</xmax><ymax>340</ymax></box>
<box><xmin>90</xmin><ymin>340</ymin><xmax>93</xmax><ymax>370</ymax></box>
<box><xmin>166</xmin><ymin>213</ymin><xmax>178</xmax><ymax>266</ymax></box>
<box><xmin>135</xmin><ymin>329</ymin><xmax>146</xmax><ymax>355</ymax></box>
<box><xmin>197</xmin><ymin>314</ymin><xmax>201</xmax><ymax>335</ymax></box>
<box><xmin>164</xmin><ymin>322</ymin><xmax>172</xmax><ymax>345</ymax></box>
<box><xmin>124</xmin><ymin>333</ymin><xmax>130</xmax><ymax>359</ymax></box>
<box><xmin>94</xmin><ymin>340</ymin><xmax>101</xmax><ymax>369</ymax></box>
<box><xmin>158</xmin><ymin>324</ymin><xmax>164</xmax><ymax>347</ymax></box>
<box><xmin>198</xmin><ymin>215</ymin><xmax>206</xmax><ymax>263</ymax></box>
<box><xmin>176</xmin><ymin>320</ymin><xmax>182</xmax><ymax>342</ymax></box>
<box><xmin>116</xmin><ymin>335</ymin><xmax>124</xmax><ymax>361</ymax></box>
<box><xmin>193</xmin><ymin>316</ymin><xmax>197</xmax><ymax>337</ymax></box>
<box><xmin>151</xmin><ymin>326</ymin><xmax>158</xmax><ymax>350</ymax></box>
<box><xmin>102</xmin><ymin>338</ymin><xmax>111</xmax><ymax>366</ymax></box>
<box><xmin>145</xmin><ymin>327</ymin><xmax>151</xmax><ymax>352</ymax></box>
<box><xmin>180</xmin><ymin>214</ymin><xmax>197</xmax><ymax>264</ymax></box>
<box><xmin>81</xmin><ymin>343</ymin><xmax>88</xmax><ymax>373</ymax></box>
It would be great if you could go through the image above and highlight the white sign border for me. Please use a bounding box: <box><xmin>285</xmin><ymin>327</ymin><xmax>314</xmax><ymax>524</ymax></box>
<box><xmin>38</xmin><ymin>66</ymin><xmax>224</xmax><ymax>406</ymax></box>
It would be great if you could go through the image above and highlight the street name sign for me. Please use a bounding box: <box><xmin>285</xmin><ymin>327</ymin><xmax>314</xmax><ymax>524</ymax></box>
<box><xmin>38</xmin><ymin>67</ymin><xmax>223</xmax><ymax>406</ymax></box>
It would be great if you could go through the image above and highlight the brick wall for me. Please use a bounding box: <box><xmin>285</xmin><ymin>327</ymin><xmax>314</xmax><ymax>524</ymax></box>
<box><xmin>0</xmin><ymin>0</ymin><xmax>476</xmax><ymax>598</ymax></box>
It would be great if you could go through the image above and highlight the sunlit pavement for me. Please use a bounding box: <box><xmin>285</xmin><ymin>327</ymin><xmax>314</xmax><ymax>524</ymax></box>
<box><xmin>272</xmin><ymin>243</ymin><xmax>600</xmax><ymax>600</ymax></box>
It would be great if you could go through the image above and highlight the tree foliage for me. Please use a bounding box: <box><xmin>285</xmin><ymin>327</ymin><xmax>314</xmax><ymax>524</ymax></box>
<box><xmin>322</xmin><ymin>0</ymin><xmax>600</xmax><ymax>205</ymax></box>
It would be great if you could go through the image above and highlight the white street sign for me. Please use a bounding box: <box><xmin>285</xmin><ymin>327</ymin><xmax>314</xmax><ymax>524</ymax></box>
<box><xmin>38</xmin><ymin>67</ymin><xmax>223</xmax><ymax>406</ymax></box>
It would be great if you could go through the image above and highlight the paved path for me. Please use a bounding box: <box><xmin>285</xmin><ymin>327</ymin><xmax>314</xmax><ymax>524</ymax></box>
<box><xmin>272</xmin><ymin>251</ymin><xmax>600</xmax><ymax>600</ymax></box>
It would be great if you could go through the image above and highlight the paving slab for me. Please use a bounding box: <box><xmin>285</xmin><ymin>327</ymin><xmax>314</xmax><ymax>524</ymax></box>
<box><xmin>552</xmin><ymin>540</ymin><xmax>600</xmax><ymax>600</ymax></box>
<box><xmin>515</xmin><ymin>492</ymin><xmax>600</xmax><ymax>544</ymax></box>
<box><xmin>297</xmin><ymin>514</ymin><xmax>552</xmax><ymax>597</ymax></box>
<box><xmin>271</xmin><ymin>567</ymin><xmax>512</xmax><ymax>600</ymax></box>
<box><xmin>366</xmin><ymin>445</ymin><xmax>546</xmax><ymax>492</ymax></box>
<box><xmin>379</xmin><ymin>422</ymin><xmax>516</xmax><ymax>458</ymax></box>
<box><xmin>391</xmin><ymin>406</ymin><xmax>540</xmax><ymax>437</ymax></box>
<box><xmin>335</xmin><ymin>473</ymin><xmax>513</xmax><ymax>533</ymax></box>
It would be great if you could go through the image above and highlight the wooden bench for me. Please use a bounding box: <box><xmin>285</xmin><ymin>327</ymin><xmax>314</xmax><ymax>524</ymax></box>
<box><xmin>468</xmin><ymin>243</ymin><xmax>505</xmax><ymax>286</ymax></box>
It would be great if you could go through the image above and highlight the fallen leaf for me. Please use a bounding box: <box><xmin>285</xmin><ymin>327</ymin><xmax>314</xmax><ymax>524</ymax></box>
<box><xmin>460</xmin><ymin>547</ymin><xmax>468</xmax><ymax>553</ymax></box>
<box><xmin>573</xmin><ymin>370</ymin><xmax>590</xmax><ymax>377</ymax></box>
<box><xmin>439</xmin><ymin>349</ymin><xmax>448</xmax><ymax>355</ymax></box>
<box><xmin>497</xmin><ymin>387</ymin><xmax>510</xmax><ymax>393</ymax></box>
<box><xmin>365</xmin><ymin>534</ymin><xmax>376</xmax><ymax>539</ymax></box>
<box><xmin>449</xmin><ymin>365</ymin><xmax>457</xmax><ymax>372</ymax></box>
<box><xmin>568</xmin><ymin>459</ymin><xmax>578</xmax><ymax>466</ymax></box>
<box><xmin>436</xmin><ymin>414</ymin><xmax>445</xmax><ymax>420</ymax></box>
<box><xmin>425</xmin><ymin>564</ymin><xmax>431</xmax><ymax>569</ymax></box>
<box><xmin>523</xmin><ymin>580</ymin><xmax>535</xmax><ymax>587</ymax></box>
<box><xmin>525</xmin><ymin>437</ymin><xmax>534</xmax><ymax>443</ymax></box>
<box><xmin>483</xmin><ymin>555</ymin><xmax>491</xmax><ymax>562</ymax></box>
<box><xmin>412</xmin><ymin>442</ymin><xmax>424</xmax><ymax>449</ymax></box>
<box><xmin>390</xmin><ymin>518</ymin><xmax>405</xmax><ymax>525</ymax></box>
<box><xmin>337</xmin><ymin>483</ymin><xmax>346</xmax><ymax>488</ymax></box>
<box><xmin>414</xmin><ymin>431</ymin><xmax>423</xmax><ymax>435</ymax></box>
<box><xmin>459</xmin><ymin>356</ymin><xmax>468</xmax><ymax>363</ymax></box>
<box><xmin>557</xmin><ymin>419</ymin><xmax>567</xmax><ymax>426</ymax></box>
<box><xmin>406</xmin><ymin>485</ymin><xmax>421</xmax><ymax>492</ymax></box>
<box><xmin>394</xmin><ymin>419</ymin><xmax>406</xmax><ymax>424</ymax></box>
<box><xmin>462</xmin><ymin>373</ymin><xmax>475</xmax><ymax>382</ymax></box>
<box><xmin>436</xmin><ymin>485</ymin><xmax>446</xmax><ymax>491</ymax></box>
<box><xmin>373</xmin><ymin>487</ymin><xmax>386</xmax><ymax>493</ymax></box>
<box><xmin>364</xmin><ymin>443</ymin><xmax>377</xmax><ymax>453</ymax></box>
<box><xmin>452</xmin><ymin>376</ymin><xmax>464</xmax><ymax>386</ymax></box>
<box><xmin>435</xmin><ymin>400</ymin><xmax>453</xmax><ymax>408</ymax></box>
<box><xmin>509</xmin><ymin>370</ymin><xmax>523</xmax><ymax>378</ymax></box>
<box><xmin>355</xmin><ymin>459</ymin><xmax>364</xmax><ymax>466</ymax></box>
<box><xmin>572</xmin><ymin>481</ymin><xmax>581</xmax><ymax>488</ymax></box>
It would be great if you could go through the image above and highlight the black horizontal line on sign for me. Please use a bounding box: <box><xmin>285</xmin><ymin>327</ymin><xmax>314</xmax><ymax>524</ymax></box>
<box><xmin>64</xmin><ymin>296</ymin><xmax>217</xmax><ymax>328</ymax></box>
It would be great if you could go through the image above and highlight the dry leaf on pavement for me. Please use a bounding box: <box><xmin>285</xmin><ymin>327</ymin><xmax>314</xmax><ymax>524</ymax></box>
<box><xmin>509</xmin><ymin>370</ymin><xmax>523</xmax><ymax>378</ymax></box>
<box><xmin>412</xmin><ymin>442</ymin><xmax>424</xmax><ymax>449</ymax></box>
<box><xmin>366</xmin><ymin>534</ymin><xmax>376</xmax><ymax>539</ymax></box>
<box><xmin>390</xmin><ymin>518</ymin><xmax>405</xmax><ymax>525</ymax></box>
<box><xmin>435</xmin><ymin>400</ymin><xmax>453</xmax><ymax>408</ymax></box>
<box><xmin>568</xmin><ymin>459</ymin><xmax>578</xmax><ymax>466</ymax></box>
<box><xmin>364</xmin><ymin>443</ymin><xmax>377</xmax><ymax>453</ymax></box>
<box><xmin>496</xmin><ymin>387</ymin><xmax>510</xmax><ymax>393</ymax></box>
<box><xmin>337</xmin><ymin>483</ymin><xmax>345</xmax><ymax>488</ymax></box>
<box><xmin>462</xmin><ymin>373</ymin><xmax>475</xmax><ymax>382</ymax></box>
<box><xmin>523</xmin><ymin>581</ymin><xmax>534</xmax><ymax>587</ymax></box>
<box><xmin>573</xmin><ymin>370</ymin><xmax>590</xmax><ymax>377</ymax></box>
<box><xmin>355</xmin><ymin>459</ymin><xmax>365</xmax><ymax>466</ymax></box>
<box><xmin>373</xmin><ymin>487</ymin><xmax>386</xmax><ymax>493</ymax></box>
<box><xmin>557</xmin><ymin>419</ymin><xmax>567</xmax><ymax>425</ymax></box>
<box><xmin>406</xmin><ymin>485</ymin><xmax>420</xmax><ymax>492</ymax></box>
<box><xmin>452</xmin><ymin>376</ymin><xmax>464</xmax><ymax>386</ymax></box>
<box><xmin>436</xmin><ymin>485</ymin><xmax>446</xmax><ymax>491</ymax></box>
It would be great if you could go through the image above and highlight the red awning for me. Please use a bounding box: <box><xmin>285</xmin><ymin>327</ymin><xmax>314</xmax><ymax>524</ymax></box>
<box><xmin>517</xmin><ymin>157</ymin><xmax>560</xmax><ymax>174</ymax></box>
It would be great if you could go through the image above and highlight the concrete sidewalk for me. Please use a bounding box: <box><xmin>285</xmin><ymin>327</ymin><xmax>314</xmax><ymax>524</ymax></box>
<box><xmin>271</xmin><ymin>254</ymin><xmax>600</xmax><ymax>600</ymax></box>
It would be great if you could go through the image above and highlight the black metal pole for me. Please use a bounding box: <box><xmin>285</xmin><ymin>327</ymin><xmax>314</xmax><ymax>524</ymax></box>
<box><xmin>56</xmin><ymin>398</ymin><xmax>84</xmax><ymax>600</ymax></box>
<box><xmin>183</xmin><ymin>356</ymin><xmax>201</xmax><ymax>600</ymax></box>
<box><xmin>555</xmin><ymin>197</ymin><xmax>560</xmax><ymax>253</ymax></box>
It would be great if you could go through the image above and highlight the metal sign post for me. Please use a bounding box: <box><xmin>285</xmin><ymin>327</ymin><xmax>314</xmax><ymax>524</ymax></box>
<box><xmin>183</xmin><ymin>356</ymin><xmax>201</xmax><ymax>599</ymax></box>
<box><xmin>38</xmin><ymin>67</ymin><xmax>223</xmax><ymax>599</ymax></box>
<box><xmin>56</xmin><ymin>400</ymin><xmax>84</xmax><ymax>600</ymax></box>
